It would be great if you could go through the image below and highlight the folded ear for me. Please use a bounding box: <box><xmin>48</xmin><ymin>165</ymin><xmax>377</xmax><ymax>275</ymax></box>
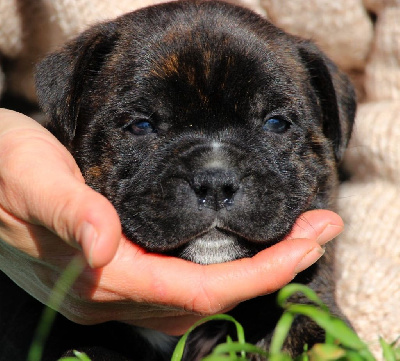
<box><xmin>297</xmin><ymin>41</ymin><xmax>356</xmax><ymax>162</ymax></box>
<box><xmin>35</xmin><ymin>22</ymin><xmax>118</xmax><ymax>147</ymax></box>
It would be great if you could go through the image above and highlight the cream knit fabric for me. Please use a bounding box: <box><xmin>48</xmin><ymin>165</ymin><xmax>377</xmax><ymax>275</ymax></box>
<box><xmin>0</xmin><ymin>0</ymin><xmax>399</xmax><ymax>358</ymax></box>
<box><xmin>337</xmin><ymin>102</ymin><xmax>400</xmax><ymax>356</ymax></box>
<box><xmin>260</xmin><ymin>0</ymin><xmax>374</xmax><ymax>71</ymax></box>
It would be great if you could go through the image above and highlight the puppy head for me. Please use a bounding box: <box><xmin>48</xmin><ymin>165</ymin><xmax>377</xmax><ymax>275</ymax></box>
<box><xmin>36</xmin><ymin>1</ymin><xmax>356</xmax><ymax>264</ymax></box>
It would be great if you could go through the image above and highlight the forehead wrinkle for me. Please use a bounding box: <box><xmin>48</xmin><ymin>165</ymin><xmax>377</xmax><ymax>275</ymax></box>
<box><xmin>132</xmin><ymin>21</ymin><xmax>307</xmax><ymax>123</ymax></box>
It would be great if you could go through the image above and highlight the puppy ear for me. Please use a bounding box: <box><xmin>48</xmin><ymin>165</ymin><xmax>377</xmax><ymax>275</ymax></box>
<box><xmin>35</xmin><ymin>23</ymin><xmax>118</xmax><ymax>146</ymax></box>
<box><xmin>297</xmin><ymin>41</ymin><xmax>356</xmax><ymax>162</ymax></box>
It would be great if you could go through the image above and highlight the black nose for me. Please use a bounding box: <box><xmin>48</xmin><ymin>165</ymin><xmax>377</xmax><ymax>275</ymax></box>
<box><xmin>191</xmin><ymin>168</ymin><xmax>240</xmax><ymax>211</ymax></box>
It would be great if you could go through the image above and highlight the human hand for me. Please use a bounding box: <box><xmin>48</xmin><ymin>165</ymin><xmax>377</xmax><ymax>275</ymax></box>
<box><xmin>0</xmin><ymin>109</ymin><xmax>343</xmax><ymax>335</ymax></box>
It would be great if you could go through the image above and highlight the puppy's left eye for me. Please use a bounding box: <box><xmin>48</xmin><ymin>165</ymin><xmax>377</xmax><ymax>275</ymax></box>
<box><xmin>125</xmin><ymin>120</ymin><xmax>156</xmax><ymax>136</ymax></box>
<box><xmin>263</xmin><ymin>117</ymin><xmax>290</xmax><ymax>133</ymax></box>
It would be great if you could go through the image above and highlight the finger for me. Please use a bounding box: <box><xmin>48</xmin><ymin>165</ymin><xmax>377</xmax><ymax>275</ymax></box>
<box><xmin>82</xmin><ymin>237</ymin><xmax>320</xmax><ymax>326</ymax></box>
<box><xmin>194</xmin><ymin>210</ymin><xmax>343</xmax><ymax>312</ymax></box>
<box><xmin>183</xmin><ymin>238</ymin><xmax>322</xmax><ymax>314</ymax></box>
<box><xmin>287</xmin><ymin>209</ymin><xmax>344</xmax><ymax>244</ymax></box>
<box><xmin>93</xmin><ymin>210</ymin><xmax>342</xmax><ymax>314</ymax></box>
<box><xmin>0</xmin><ymin>110</ymin><xmax>121</xmax><ymax>268</ymax></box>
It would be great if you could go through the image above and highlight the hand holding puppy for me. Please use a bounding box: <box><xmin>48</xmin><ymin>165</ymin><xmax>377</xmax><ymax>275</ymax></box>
<box><xmin>0</xmin><ymin>109</ymin><xmax>343</xmax><ymax>335</ymax></box>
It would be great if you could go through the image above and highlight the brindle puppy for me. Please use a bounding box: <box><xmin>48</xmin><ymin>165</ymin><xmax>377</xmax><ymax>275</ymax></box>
<box><xmin>31</xmin><ymin>0</ymin><xmax>355</xmax><ymax>359</ymax></box>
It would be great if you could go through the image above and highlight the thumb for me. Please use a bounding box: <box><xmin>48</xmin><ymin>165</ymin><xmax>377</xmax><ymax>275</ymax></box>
<box><xmin>0</xmin><ymin>109</ymin><xmax>121</xmax><ymax>268</ymax></box>
<box><xmin>34</xmin><ymin>176</ymin><xmax>122</xmax><ymax>269</ymax></box>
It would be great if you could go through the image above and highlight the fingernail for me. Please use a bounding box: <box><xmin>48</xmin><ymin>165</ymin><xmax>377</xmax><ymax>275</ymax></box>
<box><xmin>80</xmin><ymin>222</ymin><xmax>98</xmax><ymax>268</ymax></box>
<box><xmin>316</xmin><ymin>224</ymin><xmax>343</xmax><ymax>246</ymax></box>
<box><xmin>294</xmin><ymin>247</ymin><xmax>325</xmax><ymax>274</ymax></box>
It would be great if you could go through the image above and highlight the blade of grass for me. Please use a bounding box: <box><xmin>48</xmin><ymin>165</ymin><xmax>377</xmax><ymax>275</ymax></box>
<box><xmin>58</xmin><ymin>350</ymin><xmax>92</xmax><ymax>361</ymax></box>
<box><xmin>276</xmin><ymin>283</ymin><xmax>377</xmax><ymax>361</ymax></box>
<box><xmin>342</xmin><ymin>350</ymin><xmax>368</xmax><ymax>361</ymax></box>
<box><xmin>380</xmin><ymin>337</ymin><xmax>398</xmax><ymax>361</ymax></box>
<box><xmin>171</xmin><ymin>314</ymin><xmax>246</xmax><ymax>361</ymax></box>
<box><xmin>277</xmin><ymin>284</ymin><xmax>329</xmax><ymax>313</ymax></box>
<box><xmin>226</xmin><ymin>336</ymin><xmax>237</xmax><ymax>359</ymax></box>
<box><xmin>201</xmin><ymin>356</ymin><xmax>248</xmax><ymax>361</ymax></box>
<box><xmin>285</xmin><ymin>305</ymin><xmax>364</xmax><ymax>350</ymax></box>
<box><xmin>269</xmin><ymin>311</ymin><xmax>295</xmax><ymax>355</ymax></box>
<box><xmin>298</xmin><ymin>344</ymin><xmax>309</xmax><ymax>361</ymax></box>
<box><xmin>27</xmin><ymin>255</ymin><xmax>86</xmax><ymax>361</ymax></box>
<box><xmin>209</xmin><ymin>341</ymin><xmax>269</xmax><ymax>357</ymax></box>
<box><xmin>285</xmin><ymin>304</ymin><xmax>375</xmax><ymax>361</ymax></box>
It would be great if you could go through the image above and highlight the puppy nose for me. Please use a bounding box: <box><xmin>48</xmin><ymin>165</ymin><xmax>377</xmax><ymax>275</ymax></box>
<box><xmin>191</xmin><ymin>169</ymin><xmax>240</xmax><ymax>211</ymax></box>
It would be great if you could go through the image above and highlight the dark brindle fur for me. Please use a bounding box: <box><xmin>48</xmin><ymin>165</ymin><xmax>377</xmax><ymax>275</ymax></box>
<box><xmin>0</xmin><ymin>1</ymin><xmax>355</xmax><ymax>360</ymax></box>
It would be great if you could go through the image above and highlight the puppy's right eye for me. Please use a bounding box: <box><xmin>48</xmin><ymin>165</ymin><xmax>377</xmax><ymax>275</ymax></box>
<box><xmin>124</xmin><ymin>120</ymin><xmax>156</xmax><ymax>136</ymax></box>
<box><xmin>263</xmin><ymin>117</ymin><xmax>290</xmax><ymax>134</ymax></box>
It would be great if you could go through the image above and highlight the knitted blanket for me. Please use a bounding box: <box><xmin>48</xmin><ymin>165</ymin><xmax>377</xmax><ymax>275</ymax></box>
<box><xmin>1</xmin><ymin>0</ymin><xmax>399</xmax><ymax>357</ymax></box>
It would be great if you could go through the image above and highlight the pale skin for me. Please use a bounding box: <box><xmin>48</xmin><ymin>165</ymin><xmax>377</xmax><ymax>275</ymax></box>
<box><xmin>0</xmin><ymin>108</ymin><xmax>344</xmax><ymax>335</ymax></box>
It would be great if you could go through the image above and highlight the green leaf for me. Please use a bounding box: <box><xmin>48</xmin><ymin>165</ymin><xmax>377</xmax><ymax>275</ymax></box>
<box><xmin>28</xmin><ymin>256</ymin><xmax>87</xmax><ymax>361</ymax></box>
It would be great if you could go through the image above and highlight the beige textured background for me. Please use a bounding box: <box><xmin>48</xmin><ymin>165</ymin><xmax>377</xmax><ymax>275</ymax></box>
<box><xmin>1</xmin><ymin>0</ymin><xmax>399</xmax><ymax>358</ymax></box>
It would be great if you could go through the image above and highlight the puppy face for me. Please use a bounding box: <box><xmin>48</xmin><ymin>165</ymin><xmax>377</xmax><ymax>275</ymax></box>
<box><xmin>36</xmin><ymin>1</ymin><xmax>355</xmax><ymax>264</ymax></box>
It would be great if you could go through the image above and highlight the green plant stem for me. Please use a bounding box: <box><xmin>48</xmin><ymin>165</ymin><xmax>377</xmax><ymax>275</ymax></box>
<box><xmin>171</xmin><ymin>314</ymin><xmax>247</xmax><ymax>361</ymax></box>
<box><xmin>27</xmin><ymin>255</ymin><xmax>86</xmax><ymax>361</ymax></box>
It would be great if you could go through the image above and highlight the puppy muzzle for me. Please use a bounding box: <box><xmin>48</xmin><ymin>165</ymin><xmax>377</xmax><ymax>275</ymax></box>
<box><xmin>191</xmin><ymin>168</ymin><xmax>240</xmax><ymax>211</ymax></box>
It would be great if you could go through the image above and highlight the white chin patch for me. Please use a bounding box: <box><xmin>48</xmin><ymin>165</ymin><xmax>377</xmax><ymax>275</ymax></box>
<box><xmin>180</xmin><ymin>231</ymin><xmax>244</xmax><ymax>265</ymax></box>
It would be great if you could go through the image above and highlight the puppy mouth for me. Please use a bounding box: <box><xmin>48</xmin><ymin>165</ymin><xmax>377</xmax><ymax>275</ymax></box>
<box><xmin>169</xmin><ymin>227</ymin><xmax>265</xmax><ymax>265</ymax></box>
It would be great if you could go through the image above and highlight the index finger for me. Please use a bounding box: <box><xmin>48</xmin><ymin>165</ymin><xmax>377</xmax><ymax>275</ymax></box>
<box><xmin>0</xmin><ymin>109</ymin><xmax>122</xmax><ymax>267</ymax></box>
<box><xmin>95</xmin><ymin>209</ymin><xmax>342</xmax><ymax>315</ymax></box>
